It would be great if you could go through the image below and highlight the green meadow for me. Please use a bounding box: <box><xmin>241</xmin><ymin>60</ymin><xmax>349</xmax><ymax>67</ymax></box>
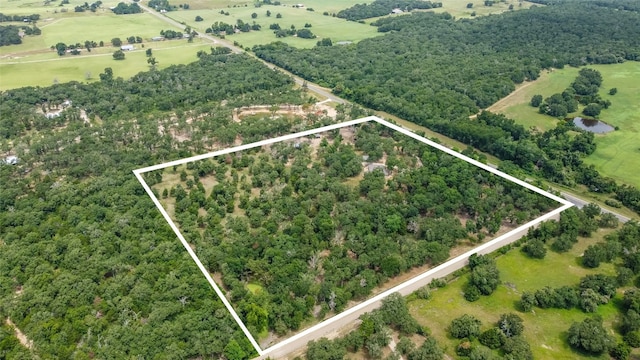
<box><xmin>495</xmin><ymin>61</ymin><xmax>640</xmax><ymax>188</ymax></box>
<box><xmin>0</xmin><ymin>13</ymin><xmax>174</xmax><ymax>55</ymax></box>
<box><xmin>432</xmin><ymin>0</ymin><xmax>538</xmax><ymax>18</ymax></box>
<box><xmin>167</xmin><ymin>3</ymin><xmax>381</xmax><ymax>49</ymax></box>
<box><xmin>180</xmin><ymin>0</ymin><xmax>368</xmax><ymax>15</ymax></box>
<box><xmin>0</xmin><ymin>42</ymin><xmax>210</xmax><ymax>89</ymax></box>
<box><xmin>409</xmin><ymin>228</ymin><xmax>621</xmax><ymax>360</ymax></box>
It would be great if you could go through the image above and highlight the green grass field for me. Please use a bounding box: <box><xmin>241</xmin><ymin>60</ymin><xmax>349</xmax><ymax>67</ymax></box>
<box><xmin>495</xmin><ymin>62</ymin><xmax>640</xmax><ymax>188</ymax></box>
<box><xmin>409</xmin><ymin>228</ymin><xmax>621</xmax><ymax>359</ymax></box>
<box><xmin>167</xmin><ymin>3</ymin><xmax>381</xmax><ymax>49</ymax></box>
<box><xmin>432</xmin><ymin>0</ymin><xmax>538</xmax><ymax>18</ymax></box>
<box><xmin>0</xmin><ymin>13</ymin><xmax>175</xmax><ymax>55</ymax></box>
<box><xmin>0</xmin><ymin>42</ymin><xmax>210</xmax><ymax>89</ymax></box>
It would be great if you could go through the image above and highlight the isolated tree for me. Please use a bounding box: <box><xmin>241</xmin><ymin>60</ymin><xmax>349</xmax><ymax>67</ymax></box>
<box><xmin>251</xmin><ymin>12</ymin><xmax>257</xmax><ymax>18</ymax></box>
<box><xmin>609</xmin><ymin>88</ymin><xmax>618</xmax><ymax>95</ymax></box>
<box><xmin>276</xmin><ymin>12</ymin><xmax>282</xmax><ymax>18</ymax></box>
<box><xmin>111</xmin><ymin>37</ymin><xmax>122</xmax><ymax>47</ymax></box>
<box><xmin>568</xmin><ymin>316</ymin><xmax>614</xmax><ymax>354</ymax></box>
<box><xmin>317</xmin><ymin>38</ymin><xmax>332</xmax><ymax>47</ymax></box>
<box><xmin>113</xmin><ymin>50</ymin><xmax>125</xmax><ymax>60</ymax></box>
<box><xmin>470</xmin><ymin>261</ymin><xmax>500</xmax><ymax>295</ymax></box>
<box><xmin>530</xmin><ymin>94</ymin><xmax>543</xmax><ymax>107</ymax></box>
<box><xmin>467</xmin><ymin>2</ymin><xmax>473</xmax><ymax>8</ymax></box>
<box><xmin>147</xmin><ymin>56</ymin><xmax>158</xmax><ymax>69</ymax></box>
<box><xmin>520</xmin><ymin>291</ymin><xmax>536</xmax><ymax>312</ymax></box>
<box><xmin>99</xmin><ymin>67</ymin><xmax>113</xmax><ymax>81</ymax></box>
<box><xmin>449</xmin><ymin>314</ymin><xmax>482</xmax><ymax>339</ymax></box>
<box><xmin>54</xmin><ymin>42</ymin><xmax>67</xmax><ymax>56</ymax></box>
<box><xmin>146</xmin><ymin>48</ymin><xmax>152</xmax><ymax>57</ymax></box>
<box><xmin>195</xmin><ymin>15</ymin><xmax>203</xmax><ymax>21</ymax></box>
<box><xmin>266</xmin><ymin>10</ymin><xmax>271</xmax><ymax>16</ymax></box>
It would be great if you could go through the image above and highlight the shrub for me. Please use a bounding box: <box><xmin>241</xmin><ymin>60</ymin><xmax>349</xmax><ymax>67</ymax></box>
<box><xmin>449</xmin><ymin>314</ymin><xmax>482</xmax><ymax>339</ymax></box>
<box><xmin>479</xmin><ymin>328</ymin><xmax>506</xmax><ymax>349</ymax></box>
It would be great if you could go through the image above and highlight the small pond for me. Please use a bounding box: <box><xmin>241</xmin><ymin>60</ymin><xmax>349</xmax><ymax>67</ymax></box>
<box><xmin>572</xmin><ymin>117</ymin><xmax>615</xmax><ymax>133</ymax></box>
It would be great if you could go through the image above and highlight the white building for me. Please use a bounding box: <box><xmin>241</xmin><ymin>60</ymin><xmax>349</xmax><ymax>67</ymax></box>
<box><xmin>4</xmin><ymin>156</ymin><xmax>18</xmax><ymax>165</ymax></box>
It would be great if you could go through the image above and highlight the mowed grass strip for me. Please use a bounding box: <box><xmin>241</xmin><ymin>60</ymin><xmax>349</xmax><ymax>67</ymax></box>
<box><xmin>408</xmin><ymin>228</ymin><xmax>619</xmax><ymax>360</ymax></box>
<box><xmin>168</xmin><ymin>4</ymin><xmax>381</xmax><ymax>49</ymax></box>
<box><xmin>0</xmin><ymin>43</ymin><xmax>210</xmax><ymax>89</ymax></box>
<box><xmin>495</xmin><ymin>62</ymin><xmax>640</xmax><ymax>188</ymax></box>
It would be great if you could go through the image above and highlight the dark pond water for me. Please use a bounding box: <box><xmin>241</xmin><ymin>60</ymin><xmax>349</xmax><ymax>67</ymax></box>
<box><xmin>572</xmin><ymin>117</ymin><xmax>615</xmax><ymax>133</ymax></box>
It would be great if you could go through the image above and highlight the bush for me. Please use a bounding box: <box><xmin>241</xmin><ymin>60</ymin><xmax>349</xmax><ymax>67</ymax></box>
<box><xmin>456</xmin><ymin>340</ymin><xmax>473</xmax><ymax>356</ymax></box>
<box><xmin>583</xmin><ymin>103</ymin><xmax>602</xmax><ymax>117</ymax></box>
<box><xmin>464</xmin><ymin>284</ymin><xmax>481</xmax><ymax>302</ymax></box>
<box><xmin>530</xmin><ymin>94</ymin><xmax>543</xmax><ymax>107</ymax></box>
<box><xmin>449</xmin><ymin>314</ymin><xmax>482</xmax><ymax>339</ymax></box>
<box><xmin>112</xmin><ymin>50</ymin><xmax>125</xmax><ymax>60</ymax></box>
<box><xmin>498</xmin><ymin>313</ymin><xmax>524</xmax><ymax>337</ymax></box>
<box><xmin>503</xmin><ymin>336</ymin><xmax>533</xmax><ymax>360</ymax></box>
<box><xmin>522</xmin><ymin>239</ymin><xmax>546</xmax><ymax>259</ymax></box>
<box><xmin>610</xmin><ymin>342</ymin><xmax>631</xmax><ymax>360</ymax></box>
<box><xmin>479</xmin><ymin>328</ymin><xmax>506</xmax><ymax>349</ymax></box>
<box><xmin>568</xmin><ymin>317</ymin><xmax>614</xmax><ymax>354</ymax></box>
<box><xmin>624</xmin><ymin>330</ymin><xmax>640</xmax><ymax>348</ymax></box>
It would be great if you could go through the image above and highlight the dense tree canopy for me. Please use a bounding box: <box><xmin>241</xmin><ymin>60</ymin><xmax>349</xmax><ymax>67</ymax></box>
<box><xmin>253</xmin><ymin>1</ymin><xmax>640</xmax><ymax>213</ymax></box>
<box><xmin>337</xmin><ymin>0</ymin><xmax>442</xmax><ymax>21</ymax></box>
<box><xmin>0</xmin><ymin>52</ymin><xmax>310</xmax><ymax>359</ymax></box>
<box><xmin>159</xmin><ymin>121</ymin><xmax>555</xmax><ymax>336</ymax></box>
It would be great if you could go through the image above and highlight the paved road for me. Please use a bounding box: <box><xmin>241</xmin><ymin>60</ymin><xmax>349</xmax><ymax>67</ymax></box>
<box><xmin>560</xmin><ymin>191</ymin><xmax>631</xmax><ymax>223</ymax></box>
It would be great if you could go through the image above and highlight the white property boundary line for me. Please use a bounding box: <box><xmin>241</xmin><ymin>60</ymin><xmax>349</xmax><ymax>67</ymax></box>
<box><xmin>133</xmin><ymin>116</ymin><xmax>573</xmax><ymax>357</ymax></box>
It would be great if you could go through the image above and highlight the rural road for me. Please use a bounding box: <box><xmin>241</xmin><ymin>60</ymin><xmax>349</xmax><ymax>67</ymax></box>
<box><xmin>559</xmin><ymin>191</ymin><xmax>631</xmax><ymax>223</ymax></box>
<box><xmin>132</xmin><ymin>5</ymin><xmax>634</xmax><ymax>358</ymax></box>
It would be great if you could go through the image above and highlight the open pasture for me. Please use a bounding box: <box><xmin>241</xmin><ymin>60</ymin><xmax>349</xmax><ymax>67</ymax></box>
<box><xmin>432</xmin><ymin>0</ymin><xmax>538</xmax><ymax>18</ymax></box>
<box><xmin>0</xmin><ymin>0</ymin><xmax>122</xmax><ymax>16</ymax></box>
<box><xmin>409</xmin><ymin>228</ymin><xmax>619</xmax><ymax>360</ymax></box>
<box><xmin>180</xmin><ymin>0</ymin><xmax>368</xmax><ymax>14</ymax></box>
<box><xmin>0</xmin><ymin>12</ymin><xmax>172</xmax><ymax>55</ymax></box>
<box><xmin>169</xmin><ymin>3</ymin><xmax>381</xmax><ymax>48</ymax></box>
<box><xmin>494</xmin><ymin>62</ymin><xmax>640</xmax><ymax>188</ymax></box>
<box><xmin>0</xmin><ymin>42</ymin><xmax>209</xmax><ymax>89</ymax></box>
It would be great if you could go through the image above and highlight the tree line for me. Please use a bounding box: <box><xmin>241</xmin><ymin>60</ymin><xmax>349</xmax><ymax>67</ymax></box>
<box><xmin>337</xmin><ymin>0</ymin><xmax>443</xmax><ymax>21</ymax></box>
<box><xmin>0</xmin><ymin>25</ymin><xmax>40</xmax><ymax>46</ymax></box>
<box><xmin>0</xmin><ymin>13</ymin><xmax>40</xmax><ymax>22</ymax></box>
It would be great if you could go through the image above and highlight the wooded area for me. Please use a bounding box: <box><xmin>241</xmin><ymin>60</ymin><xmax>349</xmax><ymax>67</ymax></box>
<box><xmin>254</xmin><ymin>1</ymin><xmax>640</xmax><ymax>213</ymax></box>
<box><xmin>2</xmin><ymin>0</ymin><xmax>640</xmax><ymax>358</ymax></box>
<box><xmin>0</xmin><ymin>51</ymin><xmax>311</xmax><ymax>359</ymax></box>
<box><xmin>153</xmin><ymin>121</ymin><xmax>556</xmax><ymax>339</ymax></box>
<box><xmin>336</xmin><ymin>0</ymin><xmax>443</xmax><ymax>21</ymax></box>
